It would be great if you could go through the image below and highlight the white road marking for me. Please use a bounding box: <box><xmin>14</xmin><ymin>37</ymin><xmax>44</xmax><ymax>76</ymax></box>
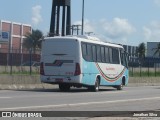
<box><xmin>0</xmin><ymin>97</ymin><xmax>11</xmax><ymax>99</ymax></box>
<box><xmin>3</xmin><ymin>91</ymin><xmax>126</xmax><ymax>99</ymax></box>
<box><xmin>0</xmin><ymin>96</ymin><xmax>160</xmax><ymax>110</ymax></box>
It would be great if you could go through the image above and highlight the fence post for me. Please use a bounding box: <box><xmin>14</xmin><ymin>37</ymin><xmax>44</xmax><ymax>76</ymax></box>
<box><xmin>140</xmin><ymin>63</ymin><xmax>142</xmax><ymax>77</ymax></box>
<box><xmin>131</xmin><ymin>58</ymin><xmax>134</xmax><ymax>77</ymax></box>
<box><xmin>10</xmin><ymin>50</ymin><xmax>13</xmax><ymax>75</ymax></box>
<box><xmin>155</xmin><ymin>63</ymin><xmax>157</xmax><ymax>77</ymax></box>
<box><xmin>148</xmin><ymin>60</ymin><xmax>149</xmax><ymax>77</ymax></box>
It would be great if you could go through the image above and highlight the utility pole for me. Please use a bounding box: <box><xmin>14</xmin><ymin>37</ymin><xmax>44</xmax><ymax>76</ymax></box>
<box><xmin>71</xmin><ymin>25</ymin><xmax>81</xmax><ymax>35</ymax></box>
<box><xmin>81</xmin><ymin>0</ymin><xmax>84</xmax><ymax>35</ymax></box>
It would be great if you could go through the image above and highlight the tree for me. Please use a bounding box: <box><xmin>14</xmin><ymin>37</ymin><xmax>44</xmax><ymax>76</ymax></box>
<box><xmin>152</xmin><ymin>43</ymin><xmax>160</xmax><ymax>58</ymax></box>
<box><xmin>23</xmin><ymin>29</ymin><xmax>43</xmax><ymax>53</ymax></box>
<box><xmin>136</xmin><ymin>42</ymin><xmax>146</xmax><ymax>59</ymax></box>
<box><xmin>136</xmin><ymin>42</ymin><xmax>146</xmax><ymax>65</ymax></box>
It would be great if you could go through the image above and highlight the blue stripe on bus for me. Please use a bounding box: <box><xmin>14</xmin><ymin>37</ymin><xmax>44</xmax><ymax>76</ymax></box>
<box><xmin>81</xmin><ymin>60</ymin><xmax>128</xmax><ymax>85</ymax></box>
<box><xmin>45</xmin><ymin>60</ymin><xmax>73</xmax><ymax>67</ymax></box>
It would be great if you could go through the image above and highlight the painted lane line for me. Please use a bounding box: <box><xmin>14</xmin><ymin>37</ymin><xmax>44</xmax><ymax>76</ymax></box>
<box><xmin>0</xmin><ymin>90</ymin><xmax>11</xmax><ymax>92</ymax></box>
<box><xmin>0</xmin><ymin>97</ymin><xmax>11</xmax><ymax>99</ymax></box>
<box><xmin>6</xmin><ymin>91</ymin><xmax>126</xmax><ymax>99</ymax></box>
<box><xmin>0</xmin><ymin>96</ymin><xmax>160</xmax><ymax>110</ymax></box>
<box><xmin>98</xmin><ymin>91</ymin><xmax>126</xmax><ymax>94</ymax></box>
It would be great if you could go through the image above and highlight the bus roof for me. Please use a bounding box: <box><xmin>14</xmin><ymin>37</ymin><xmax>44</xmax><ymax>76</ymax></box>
<box><xmin>44</xmin><ymin>35</ymin><xmax>124</xmax><ymax>49</ymax></box>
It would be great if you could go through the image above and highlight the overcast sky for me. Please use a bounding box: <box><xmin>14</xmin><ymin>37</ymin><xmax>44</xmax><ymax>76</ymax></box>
<box><xmin>0</xmin><ymin>0</ymin><xmax>160</xmax><ymax>45</ymax></box>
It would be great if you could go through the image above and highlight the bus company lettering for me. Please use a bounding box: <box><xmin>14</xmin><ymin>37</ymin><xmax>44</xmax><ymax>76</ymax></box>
<box><xmin>106</xmin><ymin>67</ymin><xmax>115</xmax><ymax>71</ymax></box>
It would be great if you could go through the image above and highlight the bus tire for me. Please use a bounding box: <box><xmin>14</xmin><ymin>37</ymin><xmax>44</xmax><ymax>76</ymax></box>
<box><xmin>88</xmin><ymin>78</ymin><xmax>100</xmax><ymax>92</ymax></box>
<box><xmin>116</xmin><ymin>82</ymin><xmax>123</xmax><ymax>90</ymax></box>
<box><xmin>59</xmin><ymin>84</ymin><xmax>70</xmax><ymax>91</ymax></box>
<box><xmin>116</xmin><ymin>77</ymin><xmax>125</xmax><ymax>90</ymax></box>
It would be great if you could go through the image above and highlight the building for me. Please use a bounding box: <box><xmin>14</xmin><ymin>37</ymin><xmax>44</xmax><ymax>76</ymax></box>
<box><xmin>123</xmin><ymin>45</ymin><xmax>138</xmax><ymax>56</ymax></box>
<box><xmin>147</xmin><ymin>42</ymin><xmax>160</xmax><ymax>58</ymax></box>
<box><xmin>123</xmin><ymin>45</ymin><xmax>138</xmax><ymax>62</ymax></box>
<box><xmin>0</xmin><ymin>20</ymin><xmax>32</xmax><ymax>53</ymax></box>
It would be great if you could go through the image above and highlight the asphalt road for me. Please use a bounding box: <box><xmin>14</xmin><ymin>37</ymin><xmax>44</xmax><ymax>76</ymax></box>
<box><xmin>0</xmin><ymin>86</ymin><xmax>160</xmax><ymax>119</ymax></box>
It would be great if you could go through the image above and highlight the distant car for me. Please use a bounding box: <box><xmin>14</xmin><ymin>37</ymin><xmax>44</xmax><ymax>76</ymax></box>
<box><xmin>21</xmin><ymin>61</ymin><xmax>40</xmax><ymax>67</ymax></box>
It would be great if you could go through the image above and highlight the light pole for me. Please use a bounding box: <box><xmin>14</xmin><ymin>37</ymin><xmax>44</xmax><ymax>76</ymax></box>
<box><xmin>81</xmin><ymin>0</ymin><xmax>84</xmax><ymax>35</ymax></box>
<box><xmin>71</xmin><ymin>25</ymin><xmax>82</xmax><ymax>35</ymax></box>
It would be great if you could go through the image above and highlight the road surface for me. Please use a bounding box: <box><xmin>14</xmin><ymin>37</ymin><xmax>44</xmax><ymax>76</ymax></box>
<box><xmin>0</xmin><ymin>86</ymin><xmax>160</xmax><ymax>119</ymax></box>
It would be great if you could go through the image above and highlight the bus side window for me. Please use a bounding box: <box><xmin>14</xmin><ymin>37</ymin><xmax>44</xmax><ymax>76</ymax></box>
<box><xmin>121</xmin><ymin>50</ymin><xmax>128</xmax><ymax>68</ymax></box>
<box><xmin>96</xmin><ymin>45</ymin><xmax>101</xmax><ymax>62</ymax></box>
<box><xmin>105</xmin><ymin>47</ymin><xmax>110</xmax><ymax>63</ymax></box>
<box><xmin>112</xmin><ymin>48</ymin><xmax>120</xmax><ymax>64</ymax></box>
<box><xmin>86</xmin><ymin>44</ymin><xmax>93</xmax><ymax>61</ymax></box>
<box><xmin>121</xmin><ymin>51</ymin><xmax>124</xmax><ymax>66</ymax></box>
<box><xmin>109</xmin><ymin>48</ymin><xmax>113</xmax><ymax>63</ymax></box>
<box><xmin>101</xmin><ymin>46</ymin><xmax>105</xmax><ymax>63</ymax></box>
<box><xmin>82</xmin><ymin>43</ymin><xmax>93</xmax><ymax>62</ymax></box>
<box><xmin>82</xmin><ymin>43</ymin><xmax>87</xmax><ymax>56</ymax></box>
<box><xmin>92</xmin><ymin>45</ymin><xmax>97</xmax><ymax>62</ymax></box>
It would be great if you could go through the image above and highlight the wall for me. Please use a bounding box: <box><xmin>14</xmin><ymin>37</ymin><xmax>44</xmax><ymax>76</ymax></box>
<box><xmin>0</xmin><ymin>75</ymin><xmax>160</xmax><ymax>90</ymax></box>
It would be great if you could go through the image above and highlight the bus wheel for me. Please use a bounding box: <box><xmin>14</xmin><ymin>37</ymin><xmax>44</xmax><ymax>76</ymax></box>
<box><xmin>59</xmin><ymin>84</ymin><xmax>70</xmax><ymax>91</ymax></box>
<box><xmin>88</xmin><ymin>78</ymin><xmax>100</xmax><ymax>92</ymax></box>
<box><xmin>116</xmin><ymin>84</ymin><xmax>123</xmax><ymax>90</ymax></box>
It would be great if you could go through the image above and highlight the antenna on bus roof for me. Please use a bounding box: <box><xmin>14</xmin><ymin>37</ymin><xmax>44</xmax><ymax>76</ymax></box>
<box><xmin>67</xmin><ymin>35</ymin><xmax>101</xmax><ymax>41</ymax></box>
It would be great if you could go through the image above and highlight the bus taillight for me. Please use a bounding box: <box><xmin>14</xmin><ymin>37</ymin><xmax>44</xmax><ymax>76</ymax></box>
<box><xmin>74</xmin><ymin>63</ymin><xmax>81</xmax><ymax>76</ymax></box>
<box><xmin>40</xmin><ymin>62</ymin><xmax>45</xmax><ymax>75</ymax></box>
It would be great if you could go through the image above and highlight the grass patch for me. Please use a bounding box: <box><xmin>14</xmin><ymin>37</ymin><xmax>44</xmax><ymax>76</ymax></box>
<box><xmin>129</xmin><ymin>71</ymin><xmax>160</xmax><ymax>77</ymax></box>
<box><xmin>0</xmin><ymin>71</ymin><xmax>39</xmax><ymax>75</ymax></box>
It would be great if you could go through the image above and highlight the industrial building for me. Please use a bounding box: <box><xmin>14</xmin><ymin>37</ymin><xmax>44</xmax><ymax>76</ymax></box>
<box><xmin>0</xmin><ymin>20</ymin><xmax>32</xmax><ymax>53</ymax></box>
<box><xmin>123</xmin><ymin>45</ymin><xmax>138</xmax><ymax>62</ymax></box>
<box><xmin>147</xmin><ymin>42</ymin><xmax>160</xmax><ymax>58</ymax></box>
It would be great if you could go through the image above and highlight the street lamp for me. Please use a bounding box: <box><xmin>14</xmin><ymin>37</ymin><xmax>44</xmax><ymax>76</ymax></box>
<box><xmin>81</xmin><ymin>0</ymin><xmax>84</xmax><ymax>35</ymax></box>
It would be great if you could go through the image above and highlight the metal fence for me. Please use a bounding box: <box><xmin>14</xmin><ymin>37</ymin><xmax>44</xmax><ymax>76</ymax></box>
<box><xmin>0</xmin><ymin>48</ymin><xmax>41</xmax><ymax>75</ymax></box>
<box><xmin>129</xmin><ymin>57</ymin><xmax>160</xmax><ymax>77</ymax></box>
<box><xmin>0</xmin><ymin>48</ymin><xmax>160</xmax><ymax>76</ymax></box>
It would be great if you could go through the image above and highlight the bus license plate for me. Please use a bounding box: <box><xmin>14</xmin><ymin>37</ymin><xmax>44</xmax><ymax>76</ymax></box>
<box><xmin>55</xmin><ymin>78</ymin><xmax>63</xmax><ymax>82</ymax></box>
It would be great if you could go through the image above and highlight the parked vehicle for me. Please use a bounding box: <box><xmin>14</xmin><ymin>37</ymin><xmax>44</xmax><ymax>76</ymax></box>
<box><xmin>21</xmin><ymin>61</ymin><xmax>40</xmax><ymax>67</ymax></box>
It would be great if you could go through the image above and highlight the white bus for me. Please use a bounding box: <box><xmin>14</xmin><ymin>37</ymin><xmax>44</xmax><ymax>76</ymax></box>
<box><xmin>40</xmin><ymin>35</ymin><xmax>129</xmax><ymax>92</ymax></box>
